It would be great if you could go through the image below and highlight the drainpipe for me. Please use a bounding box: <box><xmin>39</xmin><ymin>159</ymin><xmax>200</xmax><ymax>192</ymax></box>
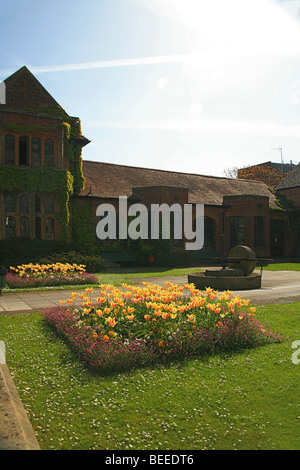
<box><xmin>220</xmin><ymin>202</ymin><xmax>232</xmax><ymax>267</ymax></box>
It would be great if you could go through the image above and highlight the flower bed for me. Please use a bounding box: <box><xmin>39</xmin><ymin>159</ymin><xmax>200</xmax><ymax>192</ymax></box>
<box><xmin>43</xmin><ymin>282</ymin><xmax>283</xmax><ymax>373</ymax></box>
<box><xmin>6</xmin><ymin>262</ymin><xmax>98</xmax><ymax>288</ymax></box>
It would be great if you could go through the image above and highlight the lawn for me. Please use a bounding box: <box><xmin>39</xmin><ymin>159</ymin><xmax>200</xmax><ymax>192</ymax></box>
<box><xmin>0</xmin><ymin>301</ymin><xmax>299</xmax><ymax>450</ymax></box>
<box><xmin>262</xmin><ymin>263</ymin><xmax>300</xmax><ymax>271</ymax></box>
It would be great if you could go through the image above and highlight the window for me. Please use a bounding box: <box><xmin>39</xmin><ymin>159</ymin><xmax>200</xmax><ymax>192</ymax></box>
<box><xmin>6</xmin><ymin>216</ymin><xmax>16</xmax><ymax>239</ymax></box>
<box><xmin>20</xmin><ymin>195</ymin><xmax>29</xmax><ymax>212</ymax></box>
<box><xmin>45</xmin><ymin>196</ymin><xmax>54</xmax><ymax>213</ymax></box>
<box><xmin>35</xmin><ymin>217</ymin><xmax>41</xmax><ymax>239</ymax></box>
<box><xmin>19</xmin><ymin>136</ymin><xmax>29</xmax><ymax>165</ymax></box>
<box><xmin>5</xmin><ymin>135</ymin><xmax>15</xmax><ymax>165</ymax></box>
<box><xmin>254</xmin><ymin>216</ymin><xmax>264</xmax><ymax>246</ymax></box>
<box><xmin>5</xmin><ymin>194</ymin><xmax>16</xmax><ymax>212</ymax></box>
<box><xmin>4</xmin><ymin>135</ymin><xmax>57</xmax><ymax>168</ymax></box>
<box><xmin>45</xmin><ymin>217</ymin><xmax>55</xmax><ymax>240</ymax></box>
<box><xmin>31</xmin><ymin>138</ymin><xmax>41</xmax><ymax>167</ymax></box>
<box><xmin>230</xmin><ymin>216</ymin><xmax>245</xmax><ymax>247</ymax></box>
<box><xmin>35</xmin><ymin>196</ymin><xmax>41</xmax><ymax>213</ymax></box>
<box><xmin>45</xmin><ymin>139</ymin><xmax>54</xmax><ymax>167</ymax></box>
<box><xmin>20</xmin><ymin>216</ymin><xmax>30</xmax><ymax>238</ymax></box>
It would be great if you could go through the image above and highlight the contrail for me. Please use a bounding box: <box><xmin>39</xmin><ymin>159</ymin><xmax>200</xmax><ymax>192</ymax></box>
<box><xmin>0</xmin><ymin>54</ymin><xmax>196</xmax><ymax>77</ymax></box>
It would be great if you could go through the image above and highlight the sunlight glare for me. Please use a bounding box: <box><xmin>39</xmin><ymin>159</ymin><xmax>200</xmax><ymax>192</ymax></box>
<box><xmin>147</xmin><ymin>0</ymin><xmax>300</xmax><ymax>56</ymax></box>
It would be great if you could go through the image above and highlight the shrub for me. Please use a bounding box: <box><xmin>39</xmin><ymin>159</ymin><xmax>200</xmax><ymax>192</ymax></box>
<box><xmin>0</xmin><ymin>239</ymin><xmax>73</xmax><ymax>268</ymax></box>
<box><xmin>43</xmin><ymin>282</ymin><xmax>283</xmax><ymax>373</ymax></box>
<box><xmin>38</xmin><ymin>251</ymin><xmax>108</xmax><ymax>273</ymax></box>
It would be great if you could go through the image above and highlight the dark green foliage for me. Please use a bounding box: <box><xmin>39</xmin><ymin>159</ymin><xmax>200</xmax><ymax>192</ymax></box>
<box><xmin>0</xmin><ymin>239</ymin><xmax>73</xmax><ymax>267</ymax></box>
<box><xmin>38</xmin><ymin>251</ymin><xmax>108</xmax><ymax>273</ymax></box>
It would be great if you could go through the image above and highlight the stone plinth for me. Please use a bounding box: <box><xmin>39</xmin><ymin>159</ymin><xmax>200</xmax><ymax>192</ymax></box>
<box><xmin>187</xmin><ymin>271</ymin><xmax>261</xmax><ymax>291</ymax></box>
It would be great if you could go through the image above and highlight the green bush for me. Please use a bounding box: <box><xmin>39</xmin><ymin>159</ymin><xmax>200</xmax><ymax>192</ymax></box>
<box><xmin>38</xmin><ymin>251</ymin><xmax>108</xmax><ymax>273</ymax></box>
<box><xmin>0</xmin><ymin>239</ymin><xmax>73</xmax><ymax>268</ymax></box>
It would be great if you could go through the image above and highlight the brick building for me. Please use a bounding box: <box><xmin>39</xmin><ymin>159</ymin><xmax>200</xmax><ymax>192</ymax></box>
<box><xmin>0</xmin><ymin>66</ymin><xmax>89</xmax><ymax>245</ymax></box>
<box><xmin>275</xmin><ymin>163</ymin><xmax>300</xmax><ymax>256</ymax></box>
<box><xmin>0</xmin><ymin>66</ymin><xmax>298</xmax><ymax>265</ymax></box>
<box><xmin>78</xmin><ymin>160</ymin><xmax>278</xmax><ymax>261</ymax></box>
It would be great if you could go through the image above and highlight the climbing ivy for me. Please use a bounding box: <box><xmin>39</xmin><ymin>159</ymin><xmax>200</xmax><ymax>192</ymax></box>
<box><xmin>0</xmin><ymin>165</ymin><xmax>73</xmax><ymax>241</ymax></box>
<box><xmin>63</xmin><ymin>139</ymin><xmax>85</xmax><ymax>196</ymax></box>
<box><xmin>2</xmin><ymin>122</ymin><xmax>55</xmax><ymax>133</ymax></box>
<box><xmin>1</xmin><ymin>105</ymin><xmax>88</xmax><ymax>242</ymax></box>
<box><xmin>12</xmin><ymin>104</ymin><xmax>86</xmax><ymax>195</ymax></box>
<box><xmin>70</xmin><ymin>198</ymin><xmax>96</xmax><ymax>253</ymax></box>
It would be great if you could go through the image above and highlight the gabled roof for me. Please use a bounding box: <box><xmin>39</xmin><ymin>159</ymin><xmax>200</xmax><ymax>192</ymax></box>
<box><xmin>1</xmin><ymin>66</ymin><xmax>67</xmax><ymax>117</ymax></box>
<box><xmin>276</xmin><ymin>163</ymin><xmax>300</xmax><ymax>190</ymax></box>
<box><xmin>81</xmin><ymin>160</ymin><xmax>277</xmax><ymax>207</ymax></box>
<box><xmin>1</xmin><ymin>66</ymin><xmax>90</xmax><ymax>144</ymax></box>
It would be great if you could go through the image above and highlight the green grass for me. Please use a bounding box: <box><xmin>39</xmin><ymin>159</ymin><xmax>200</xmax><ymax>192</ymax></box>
<box><xmin>0</xmin><ymin>301</ymin><xmax>299</xmax><ymax>450</ymax></box>
<box><xmin>262</xmin><ymin>263</ymin><xmax>300</xmax><ymax>271</ymax></box>
<box><xmin>96</xmin><ymin>266</ymin><xmax>202</xmax><ymax>287</ymax></box>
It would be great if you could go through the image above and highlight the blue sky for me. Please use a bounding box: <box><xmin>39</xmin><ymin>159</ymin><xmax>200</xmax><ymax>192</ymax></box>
<box><xmin>1</xmin><ymin>0</ymin><xmax>300</xmax><ymax>176</ymax></box>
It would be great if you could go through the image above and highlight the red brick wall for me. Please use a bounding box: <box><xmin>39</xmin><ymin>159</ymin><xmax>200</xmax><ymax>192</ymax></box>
<box><xmin>222</xmin><ymin>195</ymin><xmax>270</xmax><ymax>257</ymax></box>
<box><xmin>3</xmin><ymin>68</ymin><xmax>59</xmax><ymax>111</ymax></box>
<box><xmin>277</xmin><ymin>187</ymin><xmax>300</xmax><ymax>208</ymax></box>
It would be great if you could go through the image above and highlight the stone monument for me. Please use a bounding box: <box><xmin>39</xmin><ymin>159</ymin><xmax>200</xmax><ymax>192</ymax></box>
<box><xmin>188</xmin><ymin>245</ymin><xmax>270</xmax><ymax>290</ymax></box>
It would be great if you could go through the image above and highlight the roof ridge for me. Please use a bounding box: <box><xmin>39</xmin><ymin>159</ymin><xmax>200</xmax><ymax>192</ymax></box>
<box><xmin>82</xmin><ymin>159</ymin><xmax>266</xmax><ymax>184</ymax></box>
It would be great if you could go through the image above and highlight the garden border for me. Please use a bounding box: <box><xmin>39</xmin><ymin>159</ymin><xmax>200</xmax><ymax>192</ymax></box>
<box><xmin>0</xmin><ymin>344</ymin><xmax>40</xmax><ymax>450</ymax></box>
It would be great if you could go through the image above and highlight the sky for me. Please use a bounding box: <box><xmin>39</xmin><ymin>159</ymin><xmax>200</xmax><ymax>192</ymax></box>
<box><xmin>1</xmin><ymin>0</ymin><xmax>300</xmax><ymax>177</ymax></box>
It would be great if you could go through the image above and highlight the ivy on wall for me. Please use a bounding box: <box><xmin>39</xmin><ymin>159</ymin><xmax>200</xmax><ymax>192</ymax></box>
<box><xmin>63</xmin><ymin>139</ymin><xmax>85</xmax><ymax>196</ymax></box>
<box><xmin>2</xmin><ymin>122</ymin><xmax>55</xmax><ymax>133</ymax></box>
<box><xmin>70</xmin><ymin>198</ymin><xmax>96</xmax><ymax>254</ymax></box>
<box><xmin>4</xmin><ymin>105</ymin><xmax>86</xmax><ymax>196</ymax></box>
<box><xmin>62</xmin><ymin>115</ymin><xmax>85</xmax><ymax>196</ymax></box>
<box><xmin>1</xmin><ymin>106</ymin><xmax>88</xmax><ymax>244</ymax></box>
<box><xmin>0</xmin><ymin>165</ymin><xmax>73</xmax><ymax>241</ymax></box>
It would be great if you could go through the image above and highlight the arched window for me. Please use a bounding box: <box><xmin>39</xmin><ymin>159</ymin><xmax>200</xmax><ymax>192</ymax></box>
<box><xmin>31</xmin><ymin>138</ymin><xmax>41</xmax><ymax>167</ymax></box>
<box><xmin>5</xmin><ymin>135</ymin><xmax>15</xmax><ymax>165</ymax></box>
<box><xmin>5</xmin><ymin>216</ymin><xmax>16</xmax><ymax>239</ymax></box>
<box><xmin>20</xmin><ymin>216</ymin><xmax>30</xmax><ymax>238</ymax></box>
<box><xmin>45</xmin><ymin>196</ymin><xmax>54</xmax><ymax>213</ymax></box>
<box><xmin>35</xmin><ymin>217</ymin><xmax>41</xmax><ymax>240</ymax></box>
<box><xmin>5</xmin><ymin>194</ymin><xmax>16</xmax><ymax>212</ymax></box>
<box><xmin>45</xmin><ymin>217</ymin><xmax>55</xmax><ymax>240</ymax></box>
<box><xmin>19</xmin><ymin>195</ymin><xmax>29</xmax><ymax>212</ymax></box>
<box><xmin>45</xmin><ymin>139</ymin><xmax>54</xmax><ymax>167</ymax></box>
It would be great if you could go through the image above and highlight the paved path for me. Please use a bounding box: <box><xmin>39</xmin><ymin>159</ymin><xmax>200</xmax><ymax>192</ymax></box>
<box><xmin>0</xmin><ymin>270</ymin><xmax>299</xmax><ymax>314</ymax></box>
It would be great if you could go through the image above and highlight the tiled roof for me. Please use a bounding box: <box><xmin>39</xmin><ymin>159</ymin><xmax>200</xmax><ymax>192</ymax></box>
<box><xmin>276</xmin><ymin>163</ymin><xmax>300</xmax><ymax>190</ymax></box>
<box><xmin>81</xmin><ymin>160</ymin><xmax>277</xmax><ymax>207</ymax></box>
